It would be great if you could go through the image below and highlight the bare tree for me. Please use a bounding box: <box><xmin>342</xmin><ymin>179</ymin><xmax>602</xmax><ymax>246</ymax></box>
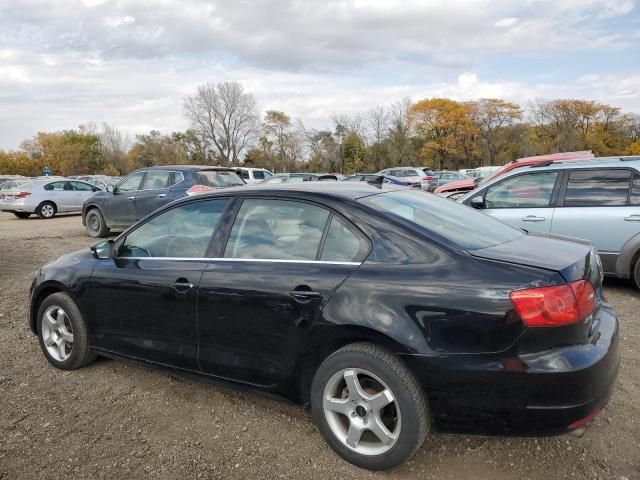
<box><xmin>183</xmin><ymin>81</ymin><xmax>259</xmax><ymax>165</ymax></box>
<box><xmin>99</xmin><ymin>122</ymin><xmax>130</xmax><ymax>173</ymax></box>
<box><xmin>366</xmin><ymin>105</ymin><xmax>389</xmax><ymax>170</ymax></box>
<box><xmin>388</xmin><ymin>97</ymin><xmax>414</xmax><ymax>167</ymax></box>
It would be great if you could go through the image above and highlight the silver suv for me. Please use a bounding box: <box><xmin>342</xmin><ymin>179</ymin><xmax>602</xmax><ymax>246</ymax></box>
<box><xmin>459</xmin><ymin>156</ymin><xmax>640</xmax><ymax>287</ymax></box>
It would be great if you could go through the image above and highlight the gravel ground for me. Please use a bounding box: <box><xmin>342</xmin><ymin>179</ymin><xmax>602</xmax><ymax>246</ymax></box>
<box><xmin>0</xmin><ymin>211</ymin><xmax>638</xmax><ymax>480</ymax></box>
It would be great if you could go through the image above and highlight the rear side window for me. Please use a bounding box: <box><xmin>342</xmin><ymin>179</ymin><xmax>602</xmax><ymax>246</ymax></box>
<box><xmin>142</xmin><ymin>171</ymin><xmax>171</xmax><ymax>190</ymax></box>
<box><xmin>224</xmin><ymin>199</ymin><xmax>329</xmax><ymax>260</ymax></box>
<box><xmin>197</xmin><ymin>170</ymin><xmax>245</xmax><ymax>187</ymax></box>
<box><xmin>44</xmin><ymin>182</ymin><xmax>68</xmax><ymax>191</ymax></box>
<box><xmin>484</xmin><ymin>172</ymin><xmax>558</xmax><ymax>208</ymax></box>
<box><xmin>360</xmin><ymin>190</ymin><xmax>524</xmax><ymax>250</ymax></box>
<box><xmin>630</xmin><ymin>174</ymin><xmax>640</xmax><ymax>205</ymax></box>
<box><xmin>239</xmin><ymin>170</ymin><xmax>250</xmax><ymax>180</ymax></box>
<box><xmin>320</xmin><ymin>216</ymin><xmax>369</xmax><ymax>262</ymax></box>
<box><xmin>563</xmin><ymin>169</ymin><xmax>631</xmax><ymax>207</ymax></box>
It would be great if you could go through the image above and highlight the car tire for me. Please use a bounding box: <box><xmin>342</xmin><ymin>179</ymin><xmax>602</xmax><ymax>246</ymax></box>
<box><xmin>36</xmin><ymin>201</ymin><xmax>57</xmax><ymax>219</ymax></box>
<box><xmin>85</xmin><ymin>208</ymin><xmax>110</xmax><ymax>238</ymax></box>
<box><xmin>37</xmin><ymin>292</ymin><xmax>97</xmax><ymax>370</ymax></box>
<box><xmin>311</xmin><ymin>342</ymin><xmax>429</xmax><ymax>470</ymax></box>
<box><xmin>13</xmin><ymin>212</ymin><xmax>31</xmax><ymax>219</ymax></box>
<box><xmin>633</xmin><ymin>257</ymin><xmax>640</xmax><ymax>290</ymax></box>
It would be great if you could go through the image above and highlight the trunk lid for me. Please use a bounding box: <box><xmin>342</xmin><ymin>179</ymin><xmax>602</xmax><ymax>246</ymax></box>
<box><xmin>469</xmin><ymin>231</ymin><xmax>600</xmax><ymax>285</ymax></box>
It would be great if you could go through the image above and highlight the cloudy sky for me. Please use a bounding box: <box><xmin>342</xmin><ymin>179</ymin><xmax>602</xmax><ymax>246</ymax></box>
<box><xmin>1</xmin><ymin>0</ymin><xmax>639</xmax><ymax>148</ymax></box>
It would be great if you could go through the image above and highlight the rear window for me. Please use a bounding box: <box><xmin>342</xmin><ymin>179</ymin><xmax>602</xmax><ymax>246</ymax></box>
<box><xmin>563</xmin><ymin>169</ymin><xmax>631</xmax><ymax>207</ymax></box>
<box><xmin>359</xmin><ymin>190</ymin><xmax>524</xmax><ymax>250</ymax></box>
<box><xmin>196</xmin><ymin>170</ymin><xmax>244</xmax><ymax>188</ymax></box>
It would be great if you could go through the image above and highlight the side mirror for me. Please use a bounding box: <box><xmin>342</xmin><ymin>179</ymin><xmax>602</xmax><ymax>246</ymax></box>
<box><xmin>90</xmin><ymin>240</ymin><xmax>113</xmax><ymax>259</ymax></box>
<box><xmin>107</xmin><ymin>185</ymin><xmax>114</xmax><ymax>193</ymax></box>
<box><xmin>469</xmin><ymin>196</ymin><xmax>485</xmax><ymax>209</ymax></box>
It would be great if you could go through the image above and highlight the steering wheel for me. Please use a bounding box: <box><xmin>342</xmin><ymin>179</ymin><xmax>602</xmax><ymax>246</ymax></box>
<box><xmin>165</xmin><ymin>236</ymin><xmax>207</xmax><ymax>258</ymax></box>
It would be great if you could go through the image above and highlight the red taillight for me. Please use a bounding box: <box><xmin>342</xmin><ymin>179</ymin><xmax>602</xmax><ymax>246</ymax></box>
<box><xmin>186</xmin><ymin>185</ymin><xmax>215</xmax><ymax>196</ymax></box>
<box><xmin>509</xmin><ymin>280</ymin><xmax>595</xmax><ymax>327</ymax></box>
<box><xmin>15</xmin><ymin>191</ymin><xmax>31</xmax><ymax>199</ymax></box>
<box><xmin>422</xmin><ymin>176</ymin><xmax>434</xmax><ymax>181</ymax></box>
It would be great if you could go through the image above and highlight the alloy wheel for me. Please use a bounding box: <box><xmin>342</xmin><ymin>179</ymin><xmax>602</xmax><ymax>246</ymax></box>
<box><xmin>41</xmin><ymin>305</ymin><xmax>73</xmax><ymax>361</ymax></box>
<box><xmin>323</xmin><ymin>368</ymin><xmax>401</xmax><ymax>456</ymax></box>
<box><xmin>41</xmin><ymin>204</ymin><xmax>55</xmax><ymax>218</ymax></box>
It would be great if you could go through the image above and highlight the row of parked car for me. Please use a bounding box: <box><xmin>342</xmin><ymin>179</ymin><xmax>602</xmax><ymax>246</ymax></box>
<box><xmin>4</xmin><ymin>154</ymin><xmax>640</xmax><ymax>289</ymax></box>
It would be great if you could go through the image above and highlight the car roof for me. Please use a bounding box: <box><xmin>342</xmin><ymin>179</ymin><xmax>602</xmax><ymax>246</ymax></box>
<box><xmin>508</xmin><ymin>156</ymin><xmax>640</xmax><ymax>174</ymax></box>
<box><xmin>134</xmin><ymin>165</ymin><xmax>236</xmax><ymax>171</ymax></box>
<box><xmin>190</xmin><ymin>180</ymin><xmax>405</xmax><ymax>201</ymax></box>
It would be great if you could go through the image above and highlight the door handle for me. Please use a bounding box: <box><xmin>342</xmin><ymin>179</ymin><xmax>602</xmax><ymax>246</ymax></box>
<box><xmin>624</xmin><ymin>215</ymin><xmax>640</xmax><ymax>222</ymax></box>
<box><xmin>128</xmin><ymin>196</ymin><xmax>135</xmax><ymax>201</ymax></box>
<box><xmin>157</xmin><ymin>193</ymin><xmax>166</xmax><ymax>198</ymax></box>
<box><xmin>173</xmin><ymin>279</ymin><xmax>194</xmax><ymax>292</ymax></box>
<box><xmin>522</xmin><ymin>215</ymin><xmax>545</xmax><ymax>222</ymax></box>
<box><xmin>289</xmin><ymin>290</ymin><xmax>322</xmax><ymax>303</ymax></box>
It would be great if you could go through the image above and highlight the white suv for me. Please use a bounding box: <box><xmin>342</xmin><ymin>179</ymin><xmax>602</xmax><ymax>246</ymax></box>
<box><xmin>237</xmin><ymin>168</ymin><xmax>273</xmax><ymax>184</ymax></box>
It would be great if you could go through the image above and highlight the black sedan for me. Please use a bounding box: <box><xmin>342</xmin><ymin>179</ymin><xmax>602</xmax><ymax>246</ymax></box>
<box><xmin>29</xmin><ymin>183</ymin><xmax>619</xmax><ymax>470</ymax></box>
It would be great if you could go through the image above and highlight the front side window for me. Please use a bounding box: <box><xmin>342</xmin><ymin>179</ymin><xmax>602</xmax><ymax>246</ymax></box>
<box><xmin>224</xmin><ymin>199</ymin><xmax>329</xmax><ymax>260</ymax></box>
<box><xmin>119</xmin><ymin>199</ymin><xmax>229</xmax><ymax>258</ymax></box>
<box><xmin>360</xmin><ymin>190</ymin><xmax>524</xmax><ymax>250</ymax></box>
<box><xmin>117</xmin><ymin>172</ymin><xmax>145</xmax><ymax>192</ymax></box>
<box><xmin>142</xmin><ymin>171</ymin><xmax>171</xmax><ymax>190</ymax></box>
<box><xmin>320</xmin><ymin>216</ymin><xmax>369</xmax><ymax>262</ymax></box>
<box><xmin>253</xmin><ymin>170</ymin><xmax>265</xmax><ymax>180</ymax></box>
<box><xmin>483</xmin><ymin>172</ymin><xmax>558</xmax><ymax>208</ymax></box>
<box><xmin>563</xmin><ymin>169</ymin><xmax>631</xmax><ymax>207</ymax></box>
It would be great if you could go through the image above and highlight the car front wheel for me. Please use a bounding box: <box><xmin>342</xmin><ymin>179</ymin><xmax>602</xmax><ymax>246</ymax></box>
<box><xmin>37</xmin><ymin>292</ymin><xmax>96</xmax><ymax>370</ymax></box>
<box><xmin>311</xmin><ymin>342</ymin><xmax>429</xmax><ymax>470</ymax></box>
<box><xmin>85</xmin><ymin>208</ymin><xmax>110</xmax><ymax>238</ymax></box>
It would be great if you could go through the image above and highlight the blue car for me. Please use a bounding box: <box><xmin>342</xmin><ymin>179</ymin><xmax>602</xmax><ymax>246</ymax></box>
<box><xmin>82</xmin><ymin>166</ymin><xmax>245</xmax><ymax>237</ymax></box>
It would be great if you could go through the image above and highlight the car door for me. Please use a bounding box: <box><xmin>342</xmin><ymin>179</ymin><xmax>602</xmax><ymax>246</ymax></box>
<box><xmin>467</xmin><ymin>170</ymin><xmax>560</xmax><ymax>233</ymax></box>
<box><xmin>197</xmin><ymin>197</ymin><xmax>369</xmax><ymax>387</ymax></box>
<box><xmin>69</xmin><ymin>181</ymin><xmax>97</xmax><ymax>209</ymax></box>
<box><xmin>134</xmin><ymin>170</ymin><xmax>180</xmax><ymax>220</ymax></box>
<box><xmin>90</xmin><ymin>198</ymin><xmax>231</xmax><ymax>368</ymax></box>
<box><xmin>108</xmin><ymin>171</ymin><xmax>145</xmax><ymax>226</ymax></box>
<box><xmin>43</xmin><ymin>181</ymin><xmax>76</xmax><ymax>211</ymax></box>
<box><xmin>551</xmin><ymin>168</ymin><xmax>640</xmax><ymax>268</ymax></box>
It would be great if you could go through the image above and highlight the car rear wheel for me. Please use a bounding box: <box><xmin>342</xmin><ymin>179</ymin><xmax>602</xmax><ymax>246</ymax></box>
<box><xmin>37</xmin><ymin>292</ymin><xmax>96</xmax><ymax>370</ymax></box>
<box><xmin>311</xmin><ymin>342</ymin><xmax>429</xmax><ymax>470</ymax></box>
<box><xmin>37</xmin><ymin>201</ymin><xmax>56</xmax><ymax>219</ymax></box>
<box><xmin>85</xmin><ymin>208</ymin><xmax>110</xmax><ymax>238</ymax></box>
<box><xmin>13</xmin><ymin>212</ymin><xmax>31</xmax><ymax>219</ymax></box>
<box><xmin>633</xmin><ymin>257</ymin><xmax>640</xmax><ymax>290</ymax></box>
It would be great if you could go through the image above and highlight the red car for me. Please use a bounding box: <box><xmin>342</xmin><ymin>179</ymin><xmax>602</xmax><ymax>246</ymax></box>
<box><xmin>434</xmin><ymin>151</ymin><xmax>595</xmax><ymax>195</ymax></box>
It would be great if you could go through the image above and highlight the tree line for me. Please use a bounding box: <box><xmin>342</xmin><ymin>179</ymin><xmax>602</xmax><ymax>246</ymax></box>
<box><xmin>2</xmin><ymin>81</ymin><xmax>640</xmax><ymax>177</ymax></box>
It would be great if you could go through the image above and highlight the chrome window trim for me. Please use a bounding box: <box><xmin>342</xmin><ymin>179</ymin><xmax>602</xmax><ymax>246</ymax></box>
<box><xmin>115</xmin><ymin>256</ymin><xmax>360</xmax><ymax>266</ymax></box>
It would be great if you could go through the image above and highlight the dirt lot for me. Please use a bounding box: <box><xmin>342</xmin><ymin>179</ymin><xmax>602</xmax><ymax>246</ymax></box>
<box><xmin>0</xmin><ymin>211</ymin><xmax>638</xmax><ymax>480</ymax></box>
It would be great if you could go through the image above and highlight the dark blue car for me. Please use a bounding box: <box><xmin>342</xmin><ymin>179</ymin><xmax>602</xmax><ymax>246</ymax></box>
<box><xmin>82</xmin><ymin>165</ymin><xmax>244</xmax><ymax>237</ymax></box>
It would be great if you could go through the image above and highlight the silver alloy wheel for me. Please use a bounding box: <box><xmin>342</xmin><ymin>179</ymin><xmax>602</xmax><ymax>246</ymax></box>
<box><xmin>41</xmin><ymin>204</ymin><xmax>55</xmax><ymax>218</ymax></box>
<box><xmin>323</xmin><ymin>368</ymin><xmax>401</xmax><ymax>456</ymax></box>
<box><xmin>41</xmin><ymin>305</ymin><xmax>73</xmax><ymax>361</ymax></box>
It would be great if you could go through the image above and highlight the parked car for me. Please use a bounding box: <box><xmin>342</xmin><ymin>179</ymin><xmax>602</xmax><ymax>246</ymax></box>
<box><xmin>260</xmin><ymin>173</ymin><xmax>338</xmax><ymax>184</ymax></box>
<box><xmin>30</xmin><ymin>182</ymin><xmax>618</xmax><ymax>470</ymax></box>
<box><xmin>459</xmin><ymin>156</ymin><xmax>640</xmax><ymax>287</ymax></box>
<box><xmin>434</xmin><ymin>151</ymin><xmax>596</xmax><ymax>195</ymax></box>
<box><xmin>0</xmin><ymin>179</ymin><xmax>32</xmax><ymax>191</ymax></box>
<box><xmin>81</xmin><ymin>166</ymin><xmax>244</xmax><ymax>238</ymax></box>
<box><xmin>423</xmin><ymin>171</ymin><xmax>471</xmax><ymax>192</ymax></box>
<box><xmin>342</xmin><ymin>174</ymin><xmax>381</xmax><ymax>182</ymax></box>
<box><xmin>376</xmin><ymin>167</ymin><xmax>435</xmax><ymax>189</ymax></box>
<box><xmin>236</xmin><ymin>167</ymin><xmax>273</xmax><ymax>184</ymax></box>
<box><xmin>0</xmin><ymin>179</ymin><xmax>101</xmax><ymax>219</ymax></box>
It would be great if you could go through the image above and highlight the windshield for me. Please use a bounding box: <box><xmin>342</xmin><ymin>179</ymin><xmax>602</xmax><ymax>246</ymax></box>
<box><xmin>196</xmin><ymin>170</ymin><xmax>244</xmax><ymax>187</ymax></box>
<box><xmin>359</xmin><ymin>190</ymin><xmax>524</xmax><ymax>250</ymax></box>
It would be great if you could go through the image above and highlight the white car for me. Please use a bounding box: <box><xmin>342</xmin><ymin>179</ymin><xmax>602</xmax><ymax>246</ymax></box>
<box><xmin>0</xmin><ymin>179</ymin><xmax>100</xmax><ymax>219</ymax></box>
<box><xmin>236</xmin><ymin>167</ymin><xmax>273</xmax><ymax>184</ymax></box>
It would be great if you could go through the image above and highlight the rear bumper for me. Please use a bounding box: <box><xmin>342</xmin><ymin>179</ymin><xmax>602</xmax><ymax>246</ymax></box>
<box><xmin>402</xmin><ymin>304</ymin><xmax>620</xmax><ymax>434</ymax></box>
